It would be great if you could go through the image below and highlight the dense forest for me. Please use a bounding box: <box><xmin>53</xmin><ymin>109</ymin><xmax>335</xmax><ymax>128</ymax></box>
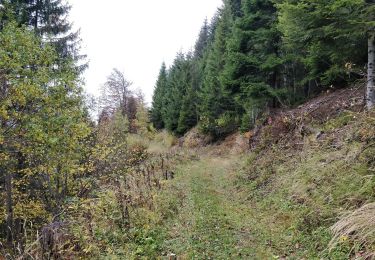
<box><xmin>1</xmin><ymin>0</ymin><xmax>375</xmax><ymax>259</ymax></box>
<box><xmin>151</xmin><ymin>0</ymin><xmax>375</xmax><ymax>137</ymax></box>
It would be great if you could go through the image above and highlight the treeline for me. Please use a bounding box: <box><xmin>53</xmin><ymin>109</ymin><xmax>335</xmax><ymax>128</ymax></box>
<box><xmin>151</xmin><ymin>0</ymin><xmax>375</xmax><ymax>138</ymax></box>
<box><xmin>0</xmin><ymin>1</ymin><xmax>151</xmax><ymax>256</ymax></box>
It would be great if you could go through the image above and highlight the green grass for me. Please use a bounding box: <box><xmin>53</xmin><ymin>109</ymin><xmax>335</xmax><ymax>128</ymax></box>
<box><xmin>82</xmin><ymin>111</ymin><xmax>375</xmax><ymax>259</ymax></box>
<box><xmin>157</xmin><ymin>156</ymin><xmax>275</xmax><ymax>259</ymax></box>
<box><xmin>232</xmin><ymin>116</ymin><xmax>375</xmax><ymax>258</ymax></box>
<box><xmin>145</xmin><ymin>112</ymin><xmax>375</xmax><ymax>259</ymax></box>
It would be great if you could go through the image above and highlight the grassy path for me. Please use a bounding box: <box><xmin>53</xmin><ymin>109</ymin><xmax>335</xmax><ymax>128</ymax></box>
<box><xmin>161</xmin><ymin>155</ymin><xmax>263</xmax><ymax>259</ymax></box>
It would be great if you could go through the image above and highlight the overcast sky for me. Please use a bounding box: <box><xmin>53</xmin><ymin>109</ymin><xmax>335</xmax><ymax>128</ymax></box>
<box><xmin>69</xmin><ymin>0</ymin><xmax>223</xmax><ymax>104</ymax></box>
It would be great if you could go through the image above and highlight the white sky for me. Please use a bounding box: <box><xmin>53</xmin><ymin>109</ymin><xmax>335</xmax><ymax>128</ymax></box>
<box><xmin>69</xmin><ymin>0</ymin><xmax>223</xmax><ymax>104</ymax></box>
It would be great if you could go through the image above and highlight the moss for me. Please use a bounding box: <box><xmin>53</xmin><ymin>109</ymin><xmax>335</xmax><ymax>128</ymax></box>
<box><xmin>323</xmin><ymin>110</ymin><xmax>356</xmax><ymax>131</ymax></box>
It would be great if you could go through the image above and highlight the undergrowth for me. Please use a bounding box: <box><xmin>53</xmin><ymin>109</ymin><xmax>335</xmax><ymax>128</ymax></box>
<box><xmin>239</xmin><ymin>110</ymin><xmax>375</xmax><ymax>258</ymax></box>
<box><xmin>10</xmin><ymin>101</ymin><xmax>375</xmax><ymax>259</ymax></box>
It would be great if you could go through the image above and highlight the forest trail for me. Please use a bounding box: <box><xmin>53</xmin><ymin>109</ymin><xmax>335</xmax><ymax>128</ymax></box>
<box><xmin>162</xmin><ymin>154</ymin><xmax>263</xmax><ymax>259</ymax></box>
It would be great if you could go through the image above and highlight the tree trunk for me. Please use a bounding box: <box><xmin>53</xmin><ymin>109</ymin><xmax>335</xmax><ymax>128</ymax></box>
<box><xmin>366</xmin><ymin>32</ymin><xmax>375</xmax><ymax>109</ymax></box>
<box><xmin>35</xmin><ymin>0</ymin><xmax>41</xmax><ymax>32</ymax></box>
<box><xmin>5</xmin><ymin>169</ymin><xmax>14</xmax><ymax>246</ymax></box>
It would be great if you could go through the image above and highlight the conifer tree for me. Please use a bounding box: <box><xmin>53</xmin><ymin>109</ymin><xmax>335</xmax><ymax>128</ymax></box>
<box><xmin>277</xmin><ymin>0</ymin><xmax>372</xmax><ymax>92</ymax></box>
<box><xmin>151</xmin><ymin>63</ymin><xmax>168</xmax><ymax>130</ymax></box>
<box><xmin>199</xmin><ymin>1</ymin><xmax>236</xmax><ymax>137</ymax></box>
<box><xmin>177</xmin><ymin>55</ymin><xmax>198</xmax><ymax>134</ymax></box>
<box><xmin>151</xmin><ymin>0</ymin><xmax>375</xmax><ymax>135</ymax></box>
<box><xmin>222</xmin><ymin>0</ymin><xmax>282</xmax><ymax>131</ymax></box>
<box><xmin>194</xmin><ymin>18</ymin><xmax>209</xmax><ymax>59</ymax></box>
<box><xmin>6</xmin><ymin>0</ymin><xmax>86</xmax><ymax>71</ymax></box>
<box><xmin>162</xmin><ymin>53</ymin><xmax>186</xmax><ymax>133</ymax></box>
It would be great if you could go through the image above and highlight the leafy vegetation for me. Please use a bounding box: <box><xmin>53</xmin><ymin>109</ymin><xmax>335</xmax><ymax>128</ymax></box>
<box><xmin>0</xmin><ymin>3</ymin><xmax>173</xmax><ymax>257</ymax></box>
<box><xmin>0</xmin><ymin>22</ymin><xmax>89</xmax><ymax>252</ymax></box>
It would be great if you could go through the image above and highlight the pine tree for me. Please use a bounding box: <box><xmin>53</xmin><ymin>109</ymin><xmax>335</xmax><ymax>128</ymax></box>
<box><xmin>221</xmin><ymin>0</ymin><xmax>283</xmax><ymax>131</ymax></box>
<box><xmin>277</xmin><ymin>0</ymin><xmax>373</xmax><ymax>94</ymax></box>
<box><xmin>194</xmin><ymin>18</ymin><xmax>209</xmax><ymax>59</ymax></box>
<box><xmin>151</xmin><ymin>62</ymin><xmax>168</xmax><ymax>130</ymax></box>
<box><xmin>199</xmin><ymin>1</ymin><xmax>236</xmax><ymax>137</ymax></box>
<box><xmin>163</xmin><ymin>53</ymin><xmax>188</xmax><ymax>133</ymax></box>
<box><xmin>177</xmin><ymin>54</ymin><xmax>198</xmax><ymax>134</ymax></box>
<box><xmin>7</xmin><ymin>0</ymin><xmax>86</xmax><ymax>71</ymax></box>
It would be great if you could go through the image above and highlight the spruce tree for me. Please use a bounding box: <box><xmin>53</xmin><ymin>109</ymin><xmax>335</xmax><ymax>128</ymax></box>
<box><xmin>163</xmin><ymin>53</ymin><xmax>198</xmax><ymax>134</ymax></box>
<box><xmin>151</xmin><ymin>62</ymin><xmax>168</xmax><ymax>130</ymax></box>
<box><xmin>163</xmin><ymin>53</ymin><xmax>186</xmax><ymax>133</ymax></box>
<box><xmin>199</xmin><ymin>1</ymin><xmax>236</xmax><ymax>137</ymax></box>
<box><xmin>177</xmin><ymin>85</ymin><xmax>198</xmax><ymax>134</ymax></box>
<box><xmin>277</xmin><ymin>0</ymin><xmax>372</xmax><ymax>90</ymax></box>
<box><xmin>7</xmin><ymin>0</ymin><xmax>86</xmax><ymax>71</ymax></box>
<box><xmin>222</xmin><ymin>0</ymin><xmax>283</xmax><ymax>131</ymax></box>
<box><xmin>194</xmin><ymin>18</ymin><xmax>209</xmax><ymax>59</ymax></box>
<box><xmin>177</xmin><ymin>54</ymin><xmax>198</xmax><ymax>134</ymax></box>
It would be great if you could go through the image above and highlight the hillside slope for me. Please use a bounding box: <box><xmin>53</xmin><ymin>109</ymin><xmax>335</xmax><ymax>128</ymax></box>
<box><xmin>231</xmin><ymin>86</ymin><xmax>375</xmax><ymax>258</ymax></box>
<box><xmin>157</xmin><ymin>86</ymin><xmax>375</xmax><ymax>259</ymax></box>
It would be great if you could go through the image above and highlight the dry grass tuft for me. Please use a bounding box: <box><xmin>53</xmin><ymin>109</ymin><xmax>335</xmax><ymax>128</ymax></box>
<box><xmin>330</xmin><ymin>202</ymin><xmax>375</xmax><ymax>252</ymax></box>
<box><xmin>148</xmin><ymin>131</ymin><xmax>178</xmax><ymax>154</ymax></box>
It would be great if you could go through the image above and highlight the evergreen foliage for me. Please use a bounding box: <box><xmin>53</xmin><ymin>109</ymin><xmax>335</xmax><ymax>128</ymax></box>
<box><xmin>151</xmin><ymin>63</ymin><xmax>168</xmax><ymax>130</ymax></box>
<box><xmin>278</xmin><ymin>0</ymin><xmax>369</xmax><ymax>85</ymax></box>
<box><xmin>199</xmin><ymin>4</ymin><xmax>236</xmax><ymax>137</ymax></box>
<box><xmin>151</xmin><ymin>0</ymin><xmax>373</xmax><ymax>137</ymax></box>
<box><xmin>3</xmin><ymin>0</ymin><xmax>86</xmax><ymax>72</ymax></box>
<box><xmin>194</xmin><ymin>18</ymin><xmax>209</xmax><ymax>59</ymax></box>
<box><xmin>163</xmin><ymin>53</ymin><xmax>187</xmax><ymax>132</ymax></box>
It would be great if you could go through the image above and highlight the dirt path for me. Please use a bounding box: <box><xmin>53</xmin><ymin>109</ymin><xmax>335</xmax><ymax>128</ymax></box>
<box><xmin>161</xmin><ymin>155</ymin><xmax>262</xmax><ymax>259</ymax></box>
